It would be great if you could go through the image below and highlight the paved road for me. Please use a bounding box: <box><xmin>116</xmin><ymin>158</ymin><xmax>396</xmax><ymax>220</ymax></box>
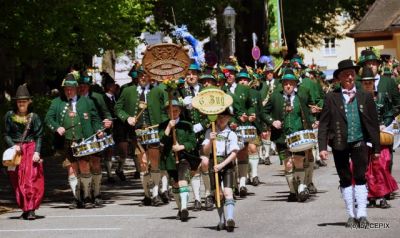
<box><xmin>0</xmin><ymin>152</ymin><xmax>399</xmax><ymax>238</ymax></box>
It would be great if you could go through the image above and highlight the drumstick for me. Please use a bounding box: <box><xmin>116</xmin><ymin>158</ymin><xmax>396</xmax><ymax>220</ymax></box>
<box><xmin>134</xmin><ymin>102</ymin><xmax>148</xmax><ymax>121</ymax></box>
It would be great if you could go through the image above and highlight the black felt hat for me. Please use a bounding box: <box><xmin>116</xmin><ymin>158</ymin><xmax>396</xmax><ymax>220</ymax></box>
<box><xmin>13</xmin><ymin>84</ymin><xmax>32</xmax><ymax>100</ymax></box>
<box><xmin>333</xmin><ymin>59</ymin><xmax>360</xmax><ymax>78</ymax></box>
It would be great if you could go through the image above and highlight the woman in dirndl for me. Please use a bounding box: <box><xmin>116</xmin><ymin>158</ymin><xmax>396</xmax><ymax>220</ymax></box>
<box><xmin>4</xmin><ymin>84</ymin><xmax>44</xmax><ymax>220</ymax></box>
<box><xmin>358</xmin><ymin>68</ymin><xmax>398</xmax><ymax>208</ymax></box>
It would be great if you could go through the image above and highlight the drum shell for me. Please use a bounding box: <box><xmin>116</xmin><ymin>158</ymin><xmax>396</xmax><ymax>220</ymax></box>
<box><xmin>380</xmin><ymin>132</ymin><xmax>394</xmax><ymax>146</ymax></box>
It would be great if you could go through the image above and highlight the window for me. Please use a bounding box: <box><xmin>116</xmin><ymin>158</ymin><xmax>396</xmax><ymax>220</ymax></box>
<box><xmin>324</xmin><ymin>38</ymin><xmax>336</xmax><ymax>56</ymax></box>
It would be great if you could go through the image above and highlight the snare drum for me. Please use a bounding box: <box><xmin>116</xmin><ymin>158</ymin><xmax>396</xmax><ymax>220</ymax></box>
<box><xmin>98</xmin><ymin>134</ymin><xmax>115</xmax><ymax>150</ymax></box>
<box><xmin>71</xmin><ymin>138</ymin><xmax>103</xmax><ymax>157</ymax></box>
<box><xmin>236</xmin><ymin>126</ymin><xmax>257</xmax><ymax>143</ymax></box>
<box><xmin>286</xmin><ymin>130</ymin><xmax>317</xmax><ymax>152</ymax></box>
<box><xmin>136</xmin><ymin>125</ymin><xmax>160</xmax><ymax>145</ymax></box>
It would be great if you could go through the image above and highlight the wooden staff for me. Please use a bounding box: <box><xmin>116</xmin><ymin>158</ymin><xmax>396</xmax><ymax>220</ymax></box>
<box><xmin>168</xmin><ymin>91</ymin><xmax>180</xmax><ymax>164</ymax></box>
<box><xmin>211</xmin><ymin>121</ymin><xmax>222</xmax><ymax>208</ymax></box>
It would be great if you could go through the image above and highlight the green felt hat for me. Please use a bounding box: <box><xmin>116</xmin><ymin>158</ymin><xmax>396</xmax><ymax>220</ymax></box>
<box><xmin>281</xmin><ymin>69</ymin><xmax>299</xmax><ymax>81</ymax></box>
<box><xmin>224</xmin><ymin>65</ymin><xmax>237</xmax><ymax>72</ymax></box>
<box><xmin>236</xmin><ymin>72</ymin><xmax>251</xmax><ymax>80</ymax></box>
<box><xmin>199</xmin><ymin>74</ymin><xmax>216</xmax><ymax>81</ymax></box>
<box><xmin>358</xmin><ymin>49</ymin><xmax>381</xmax><ymax>66</ymax></box>
<box><xmin>61</xmin><ymin>74</ymin><xmax>78</xmax><ymax>87</ymax></box>
<box><xmin>188</xmin><ymin>63</ymin><xmax>201</xmax><ymax>72</ymax></box>
<box><xmin>78</xmin><ymin>72</ymin><xmax>93</xmax><ymax>85</ymax></box>
<box><xmin>165</xmin><ymin>99</ymin><xmax>183</xmax><ymax>108</ymax></box>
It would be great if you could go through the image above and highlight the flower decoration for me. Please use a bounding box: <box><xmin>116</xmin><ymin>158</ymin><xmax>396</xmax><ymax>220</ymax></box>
<box><xmin>11</xmin><ymin>114</ymin><xmax>28</xmax><ymax>125</ymax></box>
<box><xmin>162</xmin><ymin>76</ymin><xmax>178</xmax><ymax>91</ymax></box>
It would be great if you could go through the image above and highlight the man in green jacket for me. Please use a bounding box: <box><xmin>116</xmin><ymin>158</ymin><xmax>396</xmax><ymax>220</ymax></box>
<box><xmin>45</xmin><ymin>74</ymin><xmax>103</xmax><ymax>209</ymax></box>
<box><xmin>77</xmin><ymin>72</ymin><xmax>113</xmax><ymax>206</ymax></box>
<box><xmin>115</xmin><ymin>71</ymin><xmax>168</xmax><ymax>206</ymax></box>
<box><xmin>264</xmin><ymin>69</ymin><xmax>317</xmax><ymax>202</ymax></box>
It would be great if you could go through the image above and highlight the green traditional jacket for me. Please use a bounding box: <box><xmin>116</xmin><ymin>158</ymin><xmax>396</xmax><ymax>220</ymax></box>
<box><xmin>45</xmin><ymin>96</ymin><xmax>102</xmax><ymax>141</ymax></box>
<box><xmin>4</xmin><ymin>111</ymin><xmax>43</xmax><ymax>153</ymax></box>
<box><xmin>249</xmin><ymin>88</ymin><xmax>263</xmax><ymax>133</ymax></box>
<box><xmin>178</xmin><ymin>84</ymin><xmax>209</xmax><ymax>130</ymax></box>
<box><xmin>221</xmin><ymin>83</ymin><xmax>255</xmax><ymax>124</ymax></box>
<box><xmin>300</xmin><ymin>77</ymin><xmax>324</xmax><ymax>108</ymax></box>
<box><xmin>263</xmin><ymin>88</ymin><xmax>314</xmax><ymax>145</ymax></box>
<box><xmin>259</xmin><ymin>78</ymin><xmax>282</xmax><ymax>104</ymax></box>
<box><xmin>114</xmin><ymin>84</ymin><xmax>168</xmax><ymax>126</ymax></box>
<box><xmin>88</xmin><ymin>91</ymin><xmax>112</xmax><ymax>120</ymax></box>
<box><xmin>158</xmin><ymin>119</ymin><xmax>197</xmax><ymax>171</ymax></box>
<box><xmin>374</xmin><ymin>92</ymin><xmax>395</xmax><ymax>127</ymax></box>
<box><xmin>377</xmin><ymin>75</ymin><xmax>400</xmax><ymax>116</ymax></box>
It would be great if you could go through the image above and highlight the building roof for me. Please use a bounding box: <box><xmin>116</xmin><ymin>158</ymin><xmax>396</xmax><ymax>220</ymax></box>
<box><xmin>348</xmin><ymin>0</ymin><xmax>400</xmax><ymax>37</ymax></box>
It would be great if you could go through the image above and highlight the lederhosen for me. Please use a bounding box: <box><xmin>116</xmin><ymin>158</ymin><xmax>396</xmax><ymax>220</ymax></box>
<box><xmin>209</xmin><ymin>131</ymin><xmax>235</xmax><ymax>189</ymax></box>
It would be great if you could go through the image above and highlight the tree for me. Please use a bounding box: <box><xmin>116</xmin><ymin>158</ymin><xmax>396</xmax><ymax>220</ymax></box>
<box><xmin>0</xmin><ymin>0</ymin><xmax>154</xmax><ymax>100</ymax></box>
<box><xmin>281</xmin><ymin>0</ymin><xmax>375</xmax><ymax>58</ymax></box>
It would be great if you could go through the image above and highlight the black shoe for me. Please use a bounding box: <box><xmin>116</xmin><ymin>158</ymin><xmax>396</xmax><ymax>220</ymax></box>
<box><xmin>226</xmin><ymin>219</ymin><xmax>235</xmax><ymax>232</ymax></box>
<box><xmin>379</xmin><ymin>198</ymin><xmax>391</xmax><ymax>209</ymax></box>
<box><xmin>94</xmin><ymin>196</ymin><xmax>103</xmax><ymax>207</ymax></box>
<box><xmin>252</xmin><ymin>176</ymin><xmax>260</xmax><ymax>186</ymax></box>
<box><xmin>160</xmin><ymin>191</ymin><xmax>170</xmax><ymax>204</ymax></box>
<box><xmin>216</xmin><ymin>222</ymin><xmax>226</xmax><ymax>231</ymax></box>
<box><xmin>345</xmin><ymin>217</ymin><xmax>358</xmax><ymax>228</ymax></box>
<box><xmin>193</xmin><ymin>200</ymin><xmax>202</xmax><ymax>211</ymax></box>
<box><xmin>313</xmin><ymin>163</ymin><xmax>320</xmax><ymax>169</ymax></box>
<box><xmin>180</xmin><ymin>209</ymin><xmax>189</xmax><ymax>222</ymax></box>
<box><xmin>358</xmin><ymin>217</ymin><xmax>369</xmax><ymax>228</ymax></box>
<box><xmin>19</xmin><ymin>211</ymin><xmax>29</xmax><ymax>220</ymax></box>
<box><xmin>367</xmin><ymin>200</ymin><xmax>377</xmax><ymax>208</ymax></box>
<box><xmin>307</xmin><ymin>183</ymin><xmax>317</xmax><ymax>194</ymax></box>
<box><xmin>176</xmin><ymin>211</ymin><xmax>181</xmax><ymax>220</ymax></box>
<box><xmin>318</xmin><ymin>160</ymin><xmax>327</xmax><ymax>167</ymax></box>
<box><xmin>115</xmin><ymin>169</ymin><xmax>126</xmax><ymax>181</ymax></box>
<box><xmin>69</xmin><ymin>199</ymin><xmax>83</xmax><ymax>209</ymax></box>
<box><xmin>133</xmin><ymin>171</ymin><xmax>140</xmax><ymax>179</ymax></box>
<box><xmin>27</xmin><ymin>210</ymin><xmax>36</xmax><ymax>220</ymax></box>
<box><xmin>107</xmin><ymin>177</ymin><xmax>116</xmax><ymax>183</ymax></box>
<box><xmin>141</xmin><ymin>196</ymin><xmax>152</xmax><ymax>206</ymax></box>
<box><xmin>279</xmin><ymin>160</ymin><xmax>283</xmax><ymax>165</ymax></box>
<box><xmin>297</xmin><ymin>189</ymin><xmax>310</xmax><ymax>202</ymax></box>
<box><xmin>204</xmin><ymin>195</ymin><xmax>214</xmax><ymax>211</ymax></box>
<box><xmin>246</xmin><ymin>178</ymin><xmax>251</xmax><ymax>185</ymax></box>
<box><xmin>152</xmin><ymin>196</ymin><xmax>163</xmax><ymax>207</ymax></box>
<box><xmin>287</xmin><ymin>193</ymin><xmax>297</xmax><ymax>202</ymax></box>
<box><xmin>259</xmin><ymin>159</ymin><xmax>265</xmax><ymax>165</ymax></box>
<box><xmin>84</xmin><ymin>197</ymin><xmax>94</xmax><ymax>209</ymax></box>
<box><xmin>239</xmin><ymin>187</ymin><xmax>247</xmax><ymax>198</ymax></box>
<box><xmin>264</xmin><ymin>157</ymin><xmax>271</xmax><ymax>165</ymax></box>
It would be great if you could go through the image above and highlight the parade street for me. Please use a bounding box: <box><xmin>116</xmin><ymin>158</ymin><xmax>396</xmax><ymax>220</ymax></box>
<box><xmin>0</xmin><ymin>152</ymin><xmax>399</xmax><ymax>238</ymax></box>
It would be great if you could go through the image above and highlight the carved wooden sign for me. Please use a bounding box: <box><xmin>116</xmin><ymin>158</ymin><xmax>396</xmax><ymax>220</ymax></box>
<box><xmin>192</xmin><ymin>88</ymin><xmax>233</xmax><ymax>115</ymax></box>
<box><xmin>142</xmin><ymin>43</ymin><xmax>191</xmax><ymax>82</ymax></box>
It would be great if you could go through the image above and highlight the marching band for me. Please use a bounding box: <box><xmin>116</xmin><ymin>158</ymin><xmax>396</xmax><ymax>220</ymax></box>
<box><xmin>3</xmin><ymin>47</ymin><xmax>400</xmax><ymax>231</ymax></box>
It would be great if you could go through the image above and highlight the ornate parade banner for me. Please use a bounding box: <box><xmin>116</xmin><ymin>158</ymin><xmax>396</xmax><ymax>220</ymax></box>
<box><xmin>142</xmin><ymin>43</ymin><xmax>191</xmax><ymax>82</ymax></box>
<box><xmin>192</xmin><ymin>88</ymin><xmax>233</xmax><ymax>115</ymax></box>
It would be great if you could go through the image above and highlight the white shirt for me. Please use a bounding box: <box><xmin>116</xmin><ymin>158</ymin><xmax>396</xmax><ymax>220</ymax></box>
<box><xmin>187</xmin><ymin>84</ymin><xmax>200</xmax><ymax>96</ymax></box>
<box><xmin>283</xmin><ymin>91</ymin><xmax>296</xmax><ymax>107</ymax></box>
<box><xmin>202</xmin><ymin>127</ymin><xmax>239</xmax><ymax>156</ymax></box>
<box><xmin>105</xmin><ymin>92</ymin><xmax>115</xmax><ymax>102</ymax></box>
<box><xmin>228</xmin><ymin>82</ymin><xmax>237</xmax><ymax>94</ymax></box>
<box><xmin>341</xmin><ymin>86</ymin><xmax>357</xmax><ymax>104</ymax></box>
<box><xmin>375</xmin><ymin>74</ymin><xmax>380</xmax><ymax>90</ymax></box>
<box><xmin>137</xmin><ymin>84</ymin><xmax>150</xmax><ymax>102</ymax></box>
<box><xmin>69</xmin><ymin>96</ymin><xmax>78</xmax><ymax>113</ymax></box>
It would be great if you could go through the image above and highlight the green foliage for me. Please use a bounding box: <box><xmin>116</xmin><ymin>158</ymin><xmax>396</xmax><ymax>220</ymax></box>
<box><xmin>282</xmin><ymin>0</ymin><xmax>375</xmax><ymax>51</ymax></box>
<box><xmin>0</xmin><ymin>0</ymin><xmax>154</xmax><ymax>89</ymax></box>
